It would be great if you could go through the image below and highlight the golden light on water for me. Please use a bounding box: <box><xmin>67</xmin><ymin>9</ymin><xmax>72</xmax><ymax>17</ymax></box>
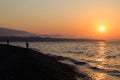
<box><xmin>94</xmin><ymin>42</ymin><xmax>107</xmax><ymax>80</ymax></box>
<box><xmin>96</xmin><ymin>42</ymin><xmax>106</xmax><ymax>69</ymax></box>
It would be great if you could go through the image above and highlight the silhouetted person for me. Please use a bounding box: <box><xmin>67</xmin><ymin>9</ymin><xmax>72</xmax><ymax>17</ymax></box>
<box><xmin>7</xmin><ymin>40</ymin><xmax>9</xmax><ymax>45</ymax></box>
<box><xmin>26</xmin><ymin>42</ymin><xmax>29</xmax><ymax>48</ymax></box>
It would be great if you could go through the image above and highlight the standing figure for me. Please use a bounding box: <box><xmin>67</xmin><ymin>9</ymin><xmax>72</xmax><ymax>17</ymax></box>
<box><xmin>7</xmin><ymin>40</ymin><xmax>9</xmax><ymax>45</ymax></box>
<box><xmin>26</xmin><ymin>42</ymin><xmax>29</xmax><ymax>48</ymax></box>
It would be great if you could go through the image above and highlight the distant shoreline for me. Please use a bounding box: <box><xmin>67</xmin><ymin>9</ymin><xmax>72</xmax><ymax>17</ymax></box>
<box><xmin>0</xmin><ymin>36</ymin><xmax>105</xmax><ymax>42</ymax></box>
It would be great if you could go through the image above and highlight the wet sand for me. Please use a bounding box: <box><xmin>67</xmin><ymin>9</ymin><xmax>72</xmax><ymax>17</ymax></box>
<box><xmin>0</xmin><ymin>44</ymin><xmax>91</xmax><ymax>80</ymax></box>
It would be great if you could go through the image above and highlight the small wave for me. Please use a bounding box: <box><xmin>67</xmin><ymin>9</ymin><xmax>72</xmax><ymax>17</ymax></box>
<box><xmin>46</xmin><ymin>54</ymin><xmax>87</xmax><ymax>66</ymax></box>
<box><xmin>108</xmin><ymin>70</ymin><xmax>120</xmax><ymax>77</ymax></box>
<box><xmin>77</xmin><ymin>73</ymin><xmax>92</xmax><ymax>80</ymax></box>
<box><xmin>89</xmin><ymin>66</ymin><xmax>120</xmax><ymax>78</ymax></box>
<box><xmin>46</xmin><ymin>54</ymin><xmax>92</xmax><ymax>80</ymax></box>
<box><xmin>105</xmin><ymin>55</ymin><xmax>116</xmax><ymax>59</ymax></box>
<box><xmin>65</xmin><ymin>51</ymin><xmax>84</xmax><ymax>54</ymax></box>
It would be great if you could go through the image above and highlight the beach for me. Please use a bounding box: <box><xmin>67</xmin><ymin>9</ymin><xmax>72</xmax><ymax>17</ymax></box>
<box><xmin>0</xmin><ymin>44</ymin><xmax>90</xmax><ymax>80</ymax></box>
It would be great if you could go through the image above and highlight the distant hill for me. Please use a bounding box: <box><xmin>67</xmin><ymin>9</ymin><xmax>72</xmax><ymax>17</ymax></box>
<box><xmin>0</xmin><ymin>27</ymin><xmax>63</xmax><ymax>38</ymax></box>
<box><xmin>0</xmin><ymin>27</ymin><xmax>105</xmax><ymax>42</ymax></box>
<box><xmin>0</xmin><ymin>27</ymin><xmax>36</xmax><ymax>36</ymax></box>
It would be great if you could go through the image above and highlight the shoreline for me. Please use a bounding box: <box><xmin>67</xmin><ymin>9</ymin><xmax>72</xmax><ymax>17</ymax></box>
<box><xmin>0</xmin><ymin>44</ymin><xmax>91</xmax><ymax>80</ymax></box>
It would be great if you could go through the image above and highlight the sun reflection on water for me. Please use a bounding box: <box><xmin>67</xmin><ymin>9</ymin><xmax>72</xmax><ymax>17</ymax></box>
<box><xmin>94</xmin><ymin>72</ymin><xmax>106</xmax><ymax>80</ymax></box>
<box><xmin>94</xmin><ymin>41</ymin><xmax>107</xmax><ymax>80</ymax></box>
<box><xmin>96</xmin><ymin>42</ymin><xmax>106</xmax><ymax>68</ymax></box>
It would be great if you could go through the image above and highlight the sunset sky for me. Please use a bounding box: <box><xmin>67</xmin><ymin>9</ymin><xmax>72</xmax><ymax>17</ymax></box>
<box><xmin>0</xmin><ymin>0</ymin><xmax>120</xmax><ymax>40</ymax></box>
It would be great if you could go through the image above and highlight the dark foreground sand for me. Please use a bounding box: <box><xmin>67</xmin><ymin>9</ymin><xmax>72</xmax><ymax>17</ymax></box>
<box><xmin>0</xmin><ymin>44</ymin><xmax>90</xmax><ymax>80</ymax></box>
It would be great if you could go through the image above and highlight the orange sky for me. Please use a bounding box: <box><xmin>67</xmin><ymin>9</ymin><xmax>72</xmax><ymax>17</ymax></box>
<box><xmin>0</xmin><ymin>0</ymin><xmax>120</xmax><ymax>40</ymax></box>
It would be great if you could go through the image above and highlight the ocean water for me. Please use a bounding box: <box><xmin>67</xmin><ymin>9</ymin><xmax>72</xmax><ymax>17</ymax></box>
<box><xmin>1</xmin><ymin>41</ymin><xmax>120</xmax><ymax>80</ymax></box>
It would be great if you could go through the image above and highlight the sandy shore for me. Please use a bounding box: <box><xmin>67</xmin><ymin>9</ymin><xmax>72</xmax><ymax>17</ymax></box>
<box><xmin>0</xmin><ymin>44</ymin><xmax>90</xmax><ymax>80</ymax></box>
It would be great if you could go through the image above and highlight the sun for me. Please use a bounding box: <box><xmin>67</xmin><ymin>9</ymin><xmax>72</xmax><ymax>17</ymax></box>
<box><xmin>99</xmin><ymin>26</ymin><xmax>105</xmax><ymax>32</ymax></box>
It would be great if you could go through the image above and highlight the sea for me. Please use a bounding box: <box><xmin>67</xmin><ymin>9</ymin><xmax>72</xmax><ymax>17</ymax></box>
<box><xmin>1</xmin><ymin>41</ymin><xmax>120</xmax><ymax>80</ymax></box>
